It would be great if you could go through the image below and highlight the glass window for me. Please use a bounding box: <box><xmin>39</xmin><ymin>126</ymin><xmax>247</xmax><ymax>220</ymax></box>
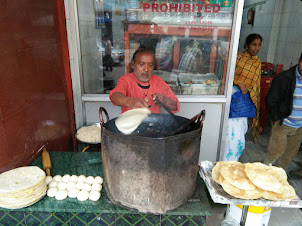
<box><xmin>77</xmin><ymin>0</ymin><xmax>234</xmax><ymax>95</ymax></box>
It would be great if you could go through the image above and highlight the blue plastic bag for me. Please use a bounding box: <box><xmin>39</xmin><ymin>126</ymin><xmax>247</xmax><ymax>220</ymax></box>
<box><xmin>229</xmin><ymin>90</ymin><xmax>256</xmax><ymax>118</ymax></box>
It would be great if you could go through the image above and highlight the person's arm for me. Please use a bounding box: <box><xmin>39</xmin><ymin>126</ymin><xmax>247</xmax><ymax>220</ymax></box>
<box><xmin>237</xmin><ymin>83</ymin><xmax>249</xmax><ymax>94</ymax></box>
<box><xmin>111</xmin><ymin>92</ymin><xmax>148</xmax><ymax>109</ymax></box>
<box><xmin>152</xmin><ymin>93</ymin><xmax>178</xmax><ymax>111</ymax></box>
<box><xmin>151</xmin><ymin>77</ymin><xmax>180</xmax><ymax>112</ymax></box>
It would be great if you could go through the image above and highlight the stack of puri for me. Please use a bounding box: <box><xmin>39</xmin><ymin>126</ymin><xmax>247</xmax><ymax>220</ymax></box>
<box><xmin>0</xmin><ymin>166</ymin><xmax>46</xmax><ymax>209</ymax></box>
<box><xmin>212</xmin><ymin>161</ymin><xmax>296</xmax><ymax>201</ymax></box>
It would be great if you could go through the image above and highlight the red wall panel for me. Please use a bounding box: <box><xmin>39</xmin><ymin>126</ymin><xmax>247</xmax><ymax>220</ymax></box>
<box><xmin>0</xmin><ymin>0</ymin><xmax>76</xmax><ymax>173</ymax></box>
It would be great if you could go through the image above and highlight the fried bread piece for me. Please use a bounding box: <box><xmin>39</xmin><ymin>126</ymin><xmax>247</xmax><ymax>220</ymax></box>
<box><xmin>219</xmin><ymin>162</ymin><xmax>256</xmax><ymax>191</ymax></box>
<box><xmin>219</xmin><ymin>175</ymin><xmax>261</xmax><ymax>200</ymax></box>
<box><xmin>245</xmin><ymin>162</ymin><xmax>284</xmax><ymax>194</ymax></box>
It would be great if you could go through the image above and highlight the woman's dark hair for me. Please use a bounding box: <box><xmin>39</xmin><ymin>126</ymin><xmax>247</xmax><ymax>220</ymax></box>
<box><xmin>132</xmin><ymin>45</ymin><xmax>155</xmax><ymax>62</ymax></box>
<box><xmin>244</xmin><ymin>33</ymin><xmax>262</xmax><ymax>49</ymax></box>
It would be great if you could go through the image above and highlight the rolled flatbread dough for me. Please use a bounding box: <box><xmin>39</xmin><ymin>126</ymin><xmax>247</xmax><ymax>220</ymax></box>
<box><xmin>115</xmin><ymin>108</ymin><xmax>151</xmax><ymax>135</ymax></box>
<box><xmin>76</xmin><ymin>124</ymin><xmax>101</xmax><ymax>143</ymax></box>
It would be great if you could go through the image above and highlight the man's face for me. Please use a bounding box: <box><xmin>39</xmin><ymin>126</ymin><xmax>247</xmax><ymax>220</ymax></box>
<box><xmin>131</xmin><ymin>52</ymin><xmax>154</xmax><ymax>83</ymax></box>
<box><xmin>298</xmin><ymin>58</ymin><xmax>302</xmax><ymax>76</ymax></box>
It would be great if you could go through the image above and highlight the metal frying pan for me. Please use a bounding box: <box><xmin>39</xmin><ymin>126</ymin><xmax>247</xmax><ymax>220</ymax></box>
<box><xmin>155</xmin><ymin>97</ymin><xmax>205</xmax><ymax>136</ymax></box>
<box><xmin>99</xmin><ymin>107</ymin><xmax>205</xmax><ymax>138</ymax></box>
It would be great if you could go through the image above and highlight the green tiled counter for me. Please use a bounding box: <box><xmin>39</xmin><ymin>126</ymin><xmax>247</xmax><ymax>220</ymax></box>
<box><xmin>0</xmin><ymin>152</ymin><xmax>211</xmax><ymax>225</ymax></box>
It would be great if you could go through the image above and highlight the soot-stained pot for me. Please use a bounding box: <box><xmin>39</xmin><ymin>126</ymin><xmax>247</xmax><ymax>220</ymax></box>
<box><xmin>99</xmin><ymin>107</ymin><xmax>205</xmax><ymax>214</ymax></box>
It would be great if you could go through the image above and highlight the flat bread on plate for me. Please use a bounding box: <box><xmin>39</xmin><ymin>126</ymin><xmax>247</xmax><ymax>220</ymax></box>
<box><xmin>245</xmin><ymin>162</ymin><xmax>284</xmax><ymax>194</ymax></box>
<box><xmin>212</xmin><ymin>161</ymin><xmax>242</xmax><ymax>185</ymax></box>
<box><xmin>220</xmin><ymin>162</ymin><xmax>256</xmax><ymax>191</ymax></box>
<box><xmin>219</xmin><ymin>175</ymin><xmax>261</xmax><ymax>200</ymax></box>
<box><xmin>260</xmin><ymin>185</ymin><xmax>296</xmax><ymax>201</ymax></box>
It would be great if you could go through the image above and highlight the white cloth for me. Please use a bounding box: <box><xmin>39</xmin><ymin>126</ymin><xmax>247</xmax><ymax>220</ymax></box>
<box><xmin>223</xmin><ymin>117</ymin><xmax>248</xmax><ymax>161</ymax></box>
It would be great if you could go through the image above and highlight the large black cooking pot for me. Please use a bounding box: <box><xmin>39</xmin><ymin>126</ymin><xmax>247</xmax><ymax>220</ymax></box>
<box><xmin>99</xmin><ymin>107</ymin><xmax>205</xmax><ymax>214</ymax></box>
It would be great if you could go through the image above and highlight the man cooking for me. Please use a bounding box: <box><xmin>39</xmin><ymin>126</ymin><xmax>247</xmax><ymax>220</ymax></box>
<box><xmin>109</xmin><ymin>45</ymin><xmax>180</xmax><ymax>114</ymax></box>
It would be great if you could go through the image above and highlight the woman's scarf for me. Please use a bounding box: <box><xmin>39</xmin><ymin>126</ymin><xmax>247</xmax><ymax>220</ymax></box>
<box><xmin>233</xmin><ymin>51</ymin><xmax>261</xmax><ymax>142</ymax></box>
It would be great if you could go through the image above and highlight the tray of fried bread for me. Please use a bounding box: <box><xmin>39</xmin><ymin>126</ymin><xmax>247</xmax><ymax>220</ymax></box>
<box><xmin>199</xmin><ymin>161</ymin><xmax>302</xmax><ymax>208</ymax></box>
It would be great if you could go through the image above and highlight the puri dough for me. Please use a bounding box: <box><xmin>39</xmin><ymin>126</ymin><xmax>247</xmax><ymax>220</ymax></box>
<box><xmin>48</xmin><ymin>181</ymin><xmax>58</xmax><ymax>188</ymax></box>
<box><xmin>47</xmin><ymin>187</ymin><xmax>58</xmax><ymax>197</ymax></box>
<box><xmin>68</xmin><ymin>188</ymin><xmax>80</xmax><ymax>198</ymax></box>
<box><xmin>94</xmin><ymin>176</ymin><xmax>103</xmax><ymax>184</ymax></box>
<box><xmin>76</xmin><ymin>181</ymin><xmax>84</xmax><ymax>190</ymax></box>
<box><xmin>55</xmin><ymin>189</ymin><xmax>68</xmax><ymax>200</ymax></box>
<box><xmin>77</xmin><ymin>190</ymin><xmax>89</xmax><ymax>201</ymax></box>
<box><xmin>76</xmin><ymin>124</ymin><xmax>101</xmax><ymax>143</ymax></box>
<box><xmin>62</xmin><ymin>174</ymin><xmax>71</xmax><ymax>182</ymax></box>
<box><xmin>85</xmin><ymin>176</ymin><xmax>95</xmax><ymax>184</ymax></box>
<box><xmin>66</xmin><ymin>182</ymin><xmax>77</xmax><ymax>190</ymax></box>
<box><xmin>115</xmin><ymin>108</ymin><xmax>151</xmax><ymax>135</ymax></box>
<box><xmin>82</xmin><ymin>183</ymin><xmax>92</xmax><ymax>191</ymax></box>
<box><xmin>57</xmin><ymin>182</ymin><xmax>67</xmax><ymax>190</ymax></box>
<box><xmin>52</xmin><ymin>175</ymin><xmax>62</xmax><ymax>182</ymax></box>
<box><xmin>78</xmin><ymin>175</ymin><xmax>86</xmax><ymax>182</ymax></box>
<box><xmin>69</xmin><ymin>175</ymin><xmax>78</xmax><ymax>182</ymax></box>
<box><xmin>89</xmin><ymin>190</ymin><xmax>101</xmax><ymax>201</ymax></box>
<box><xmin>91</xmin><ymin>183</ymin><xmax>102</xmax><ymax>192</ymax></box>
<box><xmin>45</xmin><ymin>176</ymin><xmax>52</xmax><ymax>185</ymax></box>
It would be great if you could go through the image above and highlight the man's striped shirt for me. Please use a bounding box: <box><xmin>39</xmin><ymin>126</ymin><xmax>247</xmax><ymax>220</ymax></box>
<box><xmin>283</xmin><ymin>66</ymin><xmax>302</xmax><ymax>128</ymax></box>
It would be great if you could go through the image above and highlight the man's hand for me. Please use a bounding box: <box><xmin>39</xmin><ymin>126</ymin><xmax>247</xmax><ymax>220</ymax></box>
<box><xmin>152</xmin><ymin>93</ymin><xmax>177</xmax><ymax>111</ymax></box>
<box><xmin>238</xmin><ymin>83</ymin><xmax>249</xmax><ymax>95</ymax></box>
<box><xmin>111</xmin><ymin>92</ymin><xmax>148</xmax><ymax>109</ymax></box>
<box><xmin>125</xmin><ymin>98</ymin><xmax>148</xmax><ymax>109</ymax></box>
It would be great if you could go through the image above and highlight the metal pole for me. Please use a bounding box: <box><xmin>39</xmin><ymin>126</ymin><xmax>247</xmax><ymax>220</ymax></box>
<box><xmin>240</xmin><ymin>205</ymin><xmax>249</xmax><ymax>226</ymax></box>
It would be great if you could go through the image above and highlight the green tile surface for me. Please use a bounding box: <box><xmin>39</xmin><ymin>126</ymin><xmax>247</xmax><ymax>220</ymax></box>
<box><xmin>0</xmin><ymin>152</ymin><xmax>210</xmax><ymax>225</ymax></box>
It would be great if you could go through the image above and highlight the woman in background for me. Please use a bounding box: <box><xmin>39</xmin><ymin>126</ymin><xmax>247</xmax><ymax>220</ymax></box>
<box><xmin>223</xmin><ymin>33</ymin><xmax>262</xmax><ymax>161</ymax></box>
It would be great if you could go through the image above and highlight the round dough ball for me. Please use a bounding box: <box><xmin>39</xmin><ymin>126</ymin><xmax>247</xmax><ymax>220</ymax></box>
<box><xmin>94</xmin><ymin>176</ymin><xmax>103</xmax><ymax>184</ymax></box>
<box><xmin>77</xmin><ymin>190</ymin><xmax>89</xmax><ymax>201</ymax></box>
<box><xmin>91</xmin><ymin>183</ymin><xmax>102</xmax><ymax>192</ymax></box>
<box><xmin>76</xmin><ymin>181</ymin><xmax>84</xmax><ymax>190</ymax></box>
<box><xmin>45</xmin><ymin>176</ymin><xmax>53</xmax><ymax>185</ymax></box>
<box><xmin>68</xmin><ymin>188</ymin><xmax>80</xmax><ymax>198</ymax></box>
<box><xmin>62</xmin><ymin>174</ymin><xmax>71</xmax><ymax>182</ymax></box>
<box><xmin>66</xmin><ymin>181</ymin><xmax>77</xmax><ymax>190</ymax></box>
<box><xmin>48</xmin><ymin>181</ymin><xmax>58</xmax><ymax>188</ymax></box>
<box><xmin>85</xmin><ymin>176</ymin><xmax>95</xmax><ymax>184</ymax></box>
<box><xmin>57</xmin><ymin>181</ymin><xmax>67</xmax><ymax>190</ymax></box>
<box><xmin>55</xmin><ymin>189</ymin><xmax>68</xmax><ymax>200</ymax></box>
<box><xmin>78</xmin><ymin>175</ymin><xmax>86</xmax><ymax>182</ymax></box>
<box><xmin>47</xmin><ymin>187</ymin><xmax>58</xmax><ymax>197</ymax></box>
<box><xmin>69</xmin><ymin>175</ymin><xmax>78</xmax><ymax>182</ymax></box>
<box><xmin>53</xmin><ymin>175</ymin><xmax>62</xmax><ymax>182</ymax></box>
<box><xmin>89</xmin><ymin>190</ymin><xmax>101</xmax><ymax>201</ymax></box>
<box><xmin>82</xmin><ymin>183</ymin><xmax>92</xmax><ymax>191</ymax></box>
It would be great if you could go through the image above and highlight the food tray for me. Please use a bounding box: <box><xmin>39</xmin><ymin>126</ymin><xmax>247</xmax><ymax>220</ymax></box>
<box><xmin>199</xmin><ymin>161</ymin><xmax>302</xmax><ymax>208</ymax></box>
<box><xmin>191</xmin><ymin>83</ymin><xmax>220</xmax><ymax>95</ymax></box>
<box><xmin>75</xmin><ymin>123</ymin><xmax>101</xmax><ymax>145</ymax></box>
